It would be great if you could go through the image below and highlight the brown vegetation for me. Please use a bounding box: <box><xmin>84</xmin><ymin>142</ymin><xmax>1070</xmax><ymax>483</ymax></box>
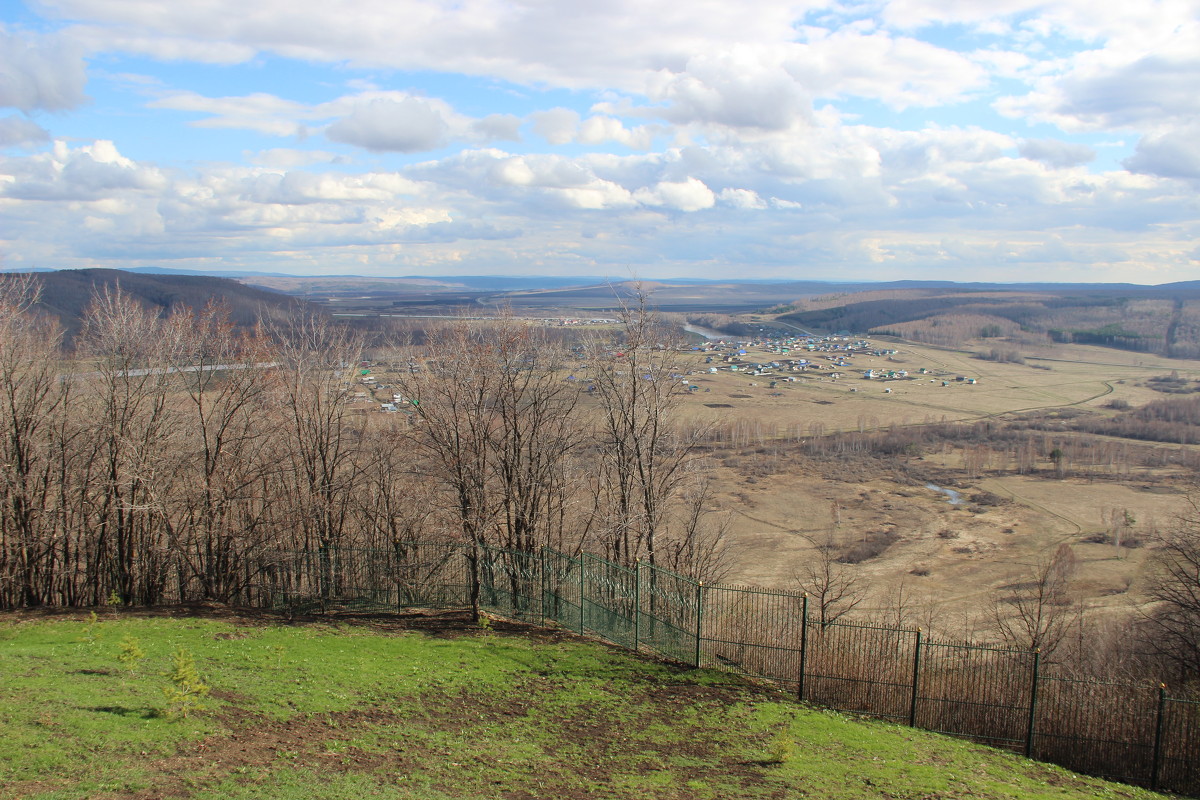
<box><xmin>0</xmin><ymin>278</ymin><xmax>726</xmax><ymax>614</ymax></box>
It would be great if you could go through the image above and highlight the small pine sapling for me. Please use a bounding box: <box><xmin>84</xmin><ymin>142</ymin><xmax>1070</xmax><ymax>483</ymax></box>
<box><xmin>116</xmin><ymin>635</ymin><xmax>146</xmax><ymax>675</ymax></box>
<box><xmin>81</xmin><ymin>611</ymin><xmax>100</xmax><ymax>644</ymax></box>
<box><xmin>764</xmin><ymin>729</ymin><xmax>795</xmax><ymax>765</ymax></box>
<box><xmin>159</xmin><ymin>648</ymin><xmax>210</xmax><ymax>719</ymax></box>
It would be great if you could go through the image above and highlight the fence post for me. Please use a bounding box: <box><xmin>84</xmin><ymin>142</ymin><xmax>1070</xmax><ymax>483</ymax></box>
<box><xmin>578</xmin><ymin>554</ymin><xmax>586</xmax><ymax>636</ymax></box>
<box><xmin>797</xmin><ymin>593</ymin><xmax>808</xmax><ymax>702</ymax></box>
<box><xmin>694</xmin><ymin>581</ymin><xmax>704</xmax><ymax>668</ymax></box>
<box><xmin>318</xmin><ymin>545</ymin><xmax>330</xmax><ymax>613</ymax></box>
<box><xmin>1151</xmin><ymin>684</ymin><xmax>1166</xmax><ymax>792</ymax></box>
<box><xmin>539</xmin><ymin>547</ymin><xmax>547</xmax><ymax>627</ymax></box>
<box><xmin>633</xmin><ymin>560</ymin><xmax>641</xmax><ymax>652</ymax></box>
<box><xmin>1025</xmin><ymin>649</ymin><xmax>1040</xmax><ymax>758</ymax></box>
<box><xmin>909</xmin><ymin>629</ymin><xmax>923</xmax><ymax>727</ymax></box>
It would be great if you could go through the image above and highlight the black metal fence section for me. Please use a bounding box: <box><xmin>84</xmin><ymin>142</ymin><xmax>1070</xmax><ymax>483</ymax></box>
<box><xmin>580</xmin><ymin>553</ymin><xmax>638</xmax><ymax>650</ymax></box>
<box><xmin>1160</xmin><ymin>696</ymin><xmax>1200</xmax><ymax>795</ymax></box>
<box><xmin>918</xmin><ymin>640</ymin><xmax>1035</xmax><ymax>751</ymax></box>
<box><xmin>268</xmin><ymin>544</ymin><xmax>1199</xmax><ymax>797</ymax></box>
<box><xmin>701</xmin><ymin>584</ymin><xmax>802</xmax><ymax>689</ymax></box>
<box><xmin>639</xmin><ymin>562</ymin><xmax>701</xmax><ymax>665</ymax></box>
<box><xmin>805</xmin><ymin>619</ymin><xmax>917</xmax><ymax>723</ymax></box>
<box><xmin>1034</xmin><ymin>676</ymin><xmax>1158</xmax><ymax>786</ymax></box>
<box><xmin>268</xmin><ymin>543</ymin><xmax>473</xmax><ymax>612</ymax></box>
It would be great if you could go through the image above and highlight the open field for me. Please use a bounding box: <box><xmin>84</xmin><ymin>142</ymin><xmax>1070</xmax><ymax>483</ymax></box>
<box><xmin>651</xmin><ymin>336</ymin><xmax>1200</xmax><ymax>629</ymax></box>
<box><xmin>669</xmin><ymin>338</ymin><xmax>1200</xmax><ymax>432</ymax></box>
<box><xmin>0</xmin><ymin>612</ymin><xmax>1170</xmax><ymax>800</ymax></box>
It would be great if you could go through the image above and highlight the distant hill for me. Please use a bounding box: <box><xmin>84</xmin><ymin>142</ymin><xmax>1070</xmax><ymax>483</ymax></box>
<box><xmin>118</xmin><ymin>266</ymin><xmax>299</xmax><ymax>278</ymax></box>
<box><xmin>773</xmin><ymin>285</ymin><xmax>1200</xmax><ymax>358</ymax></box>
<box><xmin>25</xmin><ymin>268</ymin><xmax>305</xmax><ymax>341</ymax></box>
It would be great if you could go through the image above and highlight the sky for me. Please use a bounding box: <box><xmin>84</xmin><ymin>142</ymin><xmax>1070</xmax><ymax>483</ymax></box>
<box><xmin>1</xmin><ymin>0</ymin><xmax>1199</xmax><ymax>282</ymax></box>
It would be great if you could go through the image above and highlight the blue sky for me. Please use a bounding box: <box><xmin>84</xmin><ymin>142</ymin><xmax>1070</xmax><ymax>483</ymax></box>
<box><xmin>1</xmin><ymin>0</ymin><xmax>1198</xmax><ymax>282</ymax></box>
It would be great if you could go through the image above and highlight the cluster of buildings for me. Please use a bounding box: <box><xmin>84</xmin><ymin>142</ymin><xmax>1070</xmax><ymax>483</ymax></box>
<box><xmin>688</xmin><ymin>332</ymin><xmax>979</xmax><ymax>392</ymax></box>
<box><xmin>690</xmin><ymin>334</ymin><xmax>895</xmax><ymax>381</ymax></box>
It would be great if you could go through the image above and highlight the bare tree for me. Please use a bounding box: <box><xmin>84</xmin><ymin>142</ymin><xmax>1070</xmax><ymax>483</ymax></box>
<box><xmin>76</xmin><ymin>284</ymin><xmax>187</xmax><ymax>604</ymax></box>
<box><xmin>156</xmin><ymin>303</ymin><xmax>278</xmax><ymax>602</ymax></box>
<box><xmin>990</xmin><ymin>543</ymin><xmax>1080</xmax><ymax>660</ymax></box>
<box><xmin>794</xmin><ymin>532</ymin><xmax>864</xmax><ymax>628</ymax></box>
<box><xmin>585</xmin><ymin>287</ymin><xmax>706</xmax><ymax>570</ymax></box>
<box><xmin>396</xmin><ymin>313</ymin><xmax>586</xmax><ymax>619</ymax></box>
<box><xmin>1141</xmin><ymin>493</ymin><xmax>1200</xmax><ymax>683</ymax></box>
<box><xmin>0</xmin><ymin>275</ymin><xmax>70</xmax><ymax>606</ymax></box>
<box><xmin>656</xmin><ymin>469</ymin><xmax>732</xmax><ymax>584</ymax></box>
<box><xmin>261</xmin><ymin>309</ymin><xmax>365</xmax><ymax>561</ymax></box>
<box><xmin>349</xmin><ymin>428</ymin><xmax>439</xmax><ymax>550</ymax></box>
<box><xmin>487</xmin><ymin>321</ymin><xmax>585</xmax><ymax>554</ymax></box>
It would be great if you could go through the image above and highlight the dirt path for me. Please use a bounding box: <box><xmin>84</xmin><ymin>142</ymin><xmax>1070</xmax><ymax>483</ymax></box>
<box><xmin>974</xmin><ymin>477</ymin><xmax>1085</xmax><ymax>538</ymax></box>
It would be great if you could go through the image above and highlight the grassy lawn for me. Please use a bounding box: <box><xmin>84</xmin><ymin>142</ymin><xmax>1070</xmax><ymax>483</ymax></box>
<box><xmin>0</xmin><ymin>610</ymin><xmax>1168</xmax><ymax>800</ymax></box>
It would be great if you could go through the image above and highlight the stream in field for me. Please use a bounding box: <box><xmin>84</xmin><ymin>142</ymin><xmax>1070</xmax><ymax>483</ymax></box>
<box><xmin>925</xmin><ymin>483</ymin><xmax>964</xmax><ymax>505</ymax></box>
<box><xmin>682</xmin><ymin>323</ymin><xmax>729</xmax><ymax>339</ymax></box>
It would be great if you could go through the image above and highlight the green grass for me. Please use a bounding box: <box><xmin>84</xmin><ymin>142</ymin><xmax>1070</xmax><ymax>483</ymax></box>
<box><xmin>0</xmin><ymin>612</ymin><xmax>1166</xmax><ymax>800</ymax></box>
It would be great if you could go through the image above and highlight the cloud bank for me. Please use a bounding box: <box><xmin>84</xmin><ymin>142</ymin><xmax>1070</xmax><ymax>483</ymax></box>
<box><xmin>0</xmin><ymin>0</ymin><xmax>1195</xmax><ymax>281</ymax></box>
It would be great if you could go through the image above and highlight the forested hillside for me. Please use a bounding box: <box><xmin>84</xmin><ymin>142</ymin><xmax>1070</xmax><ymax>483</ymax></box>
<box><xmin>28</xmin><ymin>269</ymin><xmax>303</xmax><ymax>341</ymax></box>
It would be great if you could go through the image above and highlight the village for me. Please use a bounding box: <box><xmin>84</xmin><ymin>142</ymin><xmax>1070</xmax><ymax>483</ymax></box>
<box><xmin>344</xmin><ymin>328</ymin><xmax>984</xmax><ymax>415</ymax></box>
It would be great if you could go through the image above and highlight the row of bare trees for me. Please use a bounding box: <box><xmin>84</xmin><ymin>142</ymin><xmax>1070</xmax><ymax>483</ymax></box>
<box><xmin>0</xmin><ymin>275</ymin><xmax>379</xmax><ymax>606</ymax></box>
<box><xmin>392</xmin><ymin>299</ymin><xmax>729</xmax><ymax>618</ymax></box>
<box><xmin>0</xmin><ymin>277</ymin><xmax>727</xmax><ymax>611</ymax></box>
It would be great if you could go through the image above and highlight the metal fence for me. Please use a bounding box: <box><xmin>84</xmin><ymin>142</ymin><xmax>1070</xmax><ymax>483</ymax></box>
<box><xmin>266</xmin><ymin>543</ymin><xmax>1200</xmax><ymax>797</ymax></box>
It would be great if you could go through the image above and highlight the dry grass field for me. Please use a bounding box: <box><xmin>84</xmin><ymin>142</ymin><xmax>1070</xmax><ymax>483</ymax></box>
<box><xmin>662</xmin><ymin>335</ymin><xmax>1200</xmax><ymax>636</ymax></box>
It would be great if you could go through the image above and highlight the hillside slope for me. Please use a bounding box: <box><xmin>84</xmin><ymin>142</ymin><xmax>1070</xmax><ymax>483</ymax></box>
<box><xmin>0</xmin><ymin>612</ymin><xmax>1167</xmax><ymax>800</ymax></box>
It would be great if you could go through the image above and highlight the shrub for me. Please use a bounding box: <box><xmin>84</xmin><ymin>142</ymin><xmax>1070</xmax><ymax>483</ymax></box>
<box><xmin>838</xmin><ymin>529</ymin><xmax>898</xmax><ymax>563</ymax></box>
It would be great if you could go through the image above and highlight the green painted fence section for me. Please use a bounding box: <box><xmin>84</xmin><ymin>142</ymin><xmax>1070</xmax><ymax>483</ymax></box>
<box><xmin>266</xmin><ymin>543</ymin><xmax>1200</xmax><ymax>797</ymax></box>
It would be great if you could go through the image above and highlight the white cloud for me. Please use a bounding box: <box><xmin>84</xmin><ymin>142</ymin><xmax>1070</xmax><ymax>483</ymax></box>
<box><xmin>42</xmin><ymin>0</ymin><xmax>809</xmax><ymax>89</ymax></box>
<box><xmin>149</xmin><ymin>91</ymin><xmax>309</xmax><ymax>136</ymax></box>
<box><xmin>1018</xmin><ymin>138</ymin><xmax>1095</xmax><ymax>168</ymax></box>
<box><xmin>648</xmin><ymin>48</ymin><xmax>813</xmax><ymax>130</ymax></box>
<box><xmin>634</xmin><ymin>177</ymin><xmax>716</xmax><ymax>211</ymax></box>
<box><xmin>470</xmin><ymin>113</ymin><xmax>521</xmax><ymax>142</ymax></box>
<box><xmin>529</xmin><ymin>109</ymin><xmax>657</xmax><ymax>150</ymax></box>
<box><xmin>880</xmin><ymin>0</ymin><xmax>1197</xmax><ymax>48</ymax></box>
<box><xmin>785</xmin><ymin>31</ymin><xmax>989</xmax><ymax>109</ymax></box>
<box><xmin>0</xmin><ymin>139</ymin><xmax>165</xmax><ymax>200</ymax></box>
<box><xmin>718</xmin><ymin>187</ymin><xmax>766</xmax><ymax>209</ymax></box>
<box><xmin>0</xmin><ymin>115</ymin><xmax>50</xmax><ymax>147</ymax></box>
<box><xmin>551</xmin><ymin>180</ymin><xmax>637</xmax><ymax>210</ymax></box>
<box><xmin>325</xmin><ymin>96</ymin><xmax>449</xmax><ymax>152</ymax></box>
<box><xmin>0</xmin><ymin>27</ymin><xmax>88</xmax><ymax>111</ymax></box>
<box><xmin>1124</xmin><ymin>124</ymin><xmax>1200</xmax><ymax>181</ymax></box>
<box><xmin>234</xmin><ymin>170</ymin><xmax>426</xmax><ymax>205</ymax></box>
<box><xmin>577</xmin><ymin>116</ymin><xmax>656</xmax><ymax>150</ymax></box>
<box><xmin>3</xmin><ymin>0</ymin><xmax>1199</xmax><ymax>281</ymax></box>
<box><xmin>247</xmin><ymin>148</ymin><xmax>344</xmax><ymax>169</ymax></box>
<box><xmin>149</xmin><ymin>89</ymin><xmax>520</xmax><ymax>153</ymax></box>
<box><xmin>1003</xmin><ymin>55</ymin><xmax>1200</xmax><ymax>132</ymax></box>
<box><xmin>530</xmin><ymin>108</ymin><xmax>580</xmax><ymax>145</ymax></box>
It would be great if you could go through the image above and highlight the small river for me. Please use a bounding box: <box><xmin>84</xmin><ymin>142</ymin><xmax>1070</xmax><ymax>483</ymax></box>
<box><xmin>682</xmin><ymin>323</ymin><xmax>730</xmax><ymax>339</ymax></box>
<box><xmin>925</xmin><ymin>483</ymin><xmax>964</xmax><ymax>505</ymax></box>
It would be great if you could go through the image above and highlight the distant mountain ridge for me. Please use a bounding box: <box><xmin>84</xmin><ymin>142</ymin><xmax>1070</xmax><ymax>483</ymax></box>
<box><xmin>19</xmin><ymin>268</ymin><xmax>304</xmax><ymax>341</ymax></box>
<box><xmin>7</xmin><ymin>266</ymin><xmax>1199</xmax><ymax>295</ymax></box>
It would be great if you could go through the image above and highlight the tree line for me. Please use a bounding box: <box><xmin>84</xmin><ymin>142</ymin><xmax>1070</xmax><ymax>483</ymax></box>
<box><xmin>0</xmin><ymin>276</ymin><xmax>727</xmax><ymax>613</ymax></box>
